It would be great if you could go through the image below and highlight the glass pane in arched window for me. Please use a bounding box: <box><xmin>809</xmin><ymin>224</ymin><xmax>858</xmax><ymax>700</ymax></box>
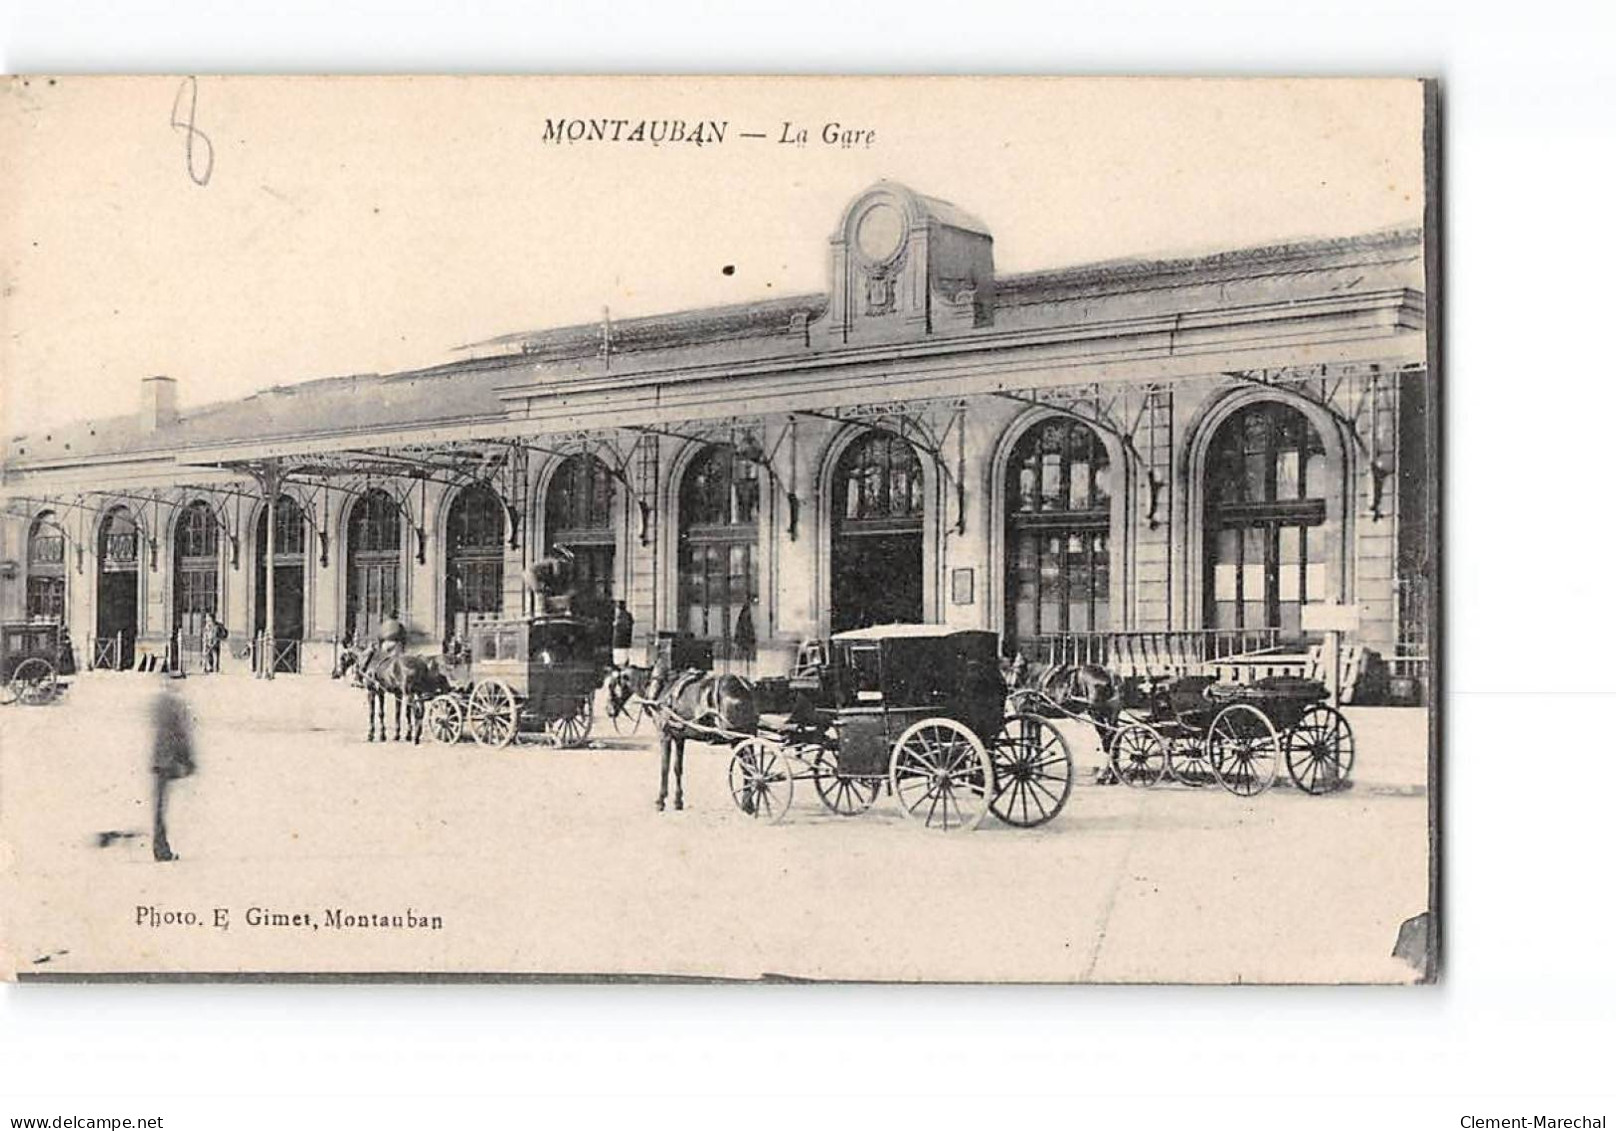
<box><xmin>833</xmin><ymin>433</ymin><xmax>924</xmax><ymax>524</ymax></box>
<box><xmin>1003</xmin><ymin>419</ymin><xmax>1112</xmax><ymax>653</ymax></box>
<box><xmin>678</xmin><ymin>444</ymin><xmax>758</xmax><ymax>647</ymax></box>
<box><xmin>28</xmin><ymin>512</ymin><xmax>65</xmax><ymax>567</ymax></box>
<box><xmin>177</xmin><ymin>502</ymin><xmax>218</xmax><ymax>559</ymax></box>
<box><xmin>1204</xmin><ymin>401</ymin><xmax>1331</xmax><ymax>638</ymax></box>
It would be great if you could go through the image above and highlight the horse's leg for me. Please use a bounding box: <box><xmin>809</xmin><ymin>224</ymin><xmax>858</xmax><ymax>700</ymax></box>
<box><xmin>656</xmin><ymin>730</ymin><xmax>671</xmax><ymax>812</ymax></box>
<box><xmin>673</xmin><ymin>736</ymin><xmax>685</xmax><ymax>811</ymax></box>
<box><xmin>367</xmin><ymin>686</ymin><xmax>377</xmax><ymax>742</ymax></box>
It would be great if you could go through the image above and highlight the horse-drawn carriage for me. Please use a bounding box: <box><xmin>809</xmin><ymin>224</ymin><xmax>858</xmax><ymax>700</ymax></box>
<box><xmin>725</xmin><ymin>625</ymin><xmax>1074</xmax><ymax>831</ymax></box>
<box><xmin>0</xmin><ymin>621</ymin><xmax>74</xmax><ymax>706</ymax></box>
<box><xmin>1011</xmin><ymin>665</ymin><xmax>1354</xmax><ymax>797</ymax></box>
<box><xmin>422</xmin><ymin>615</ymin><xmax>605</xmax><ymax>748</ymax></box>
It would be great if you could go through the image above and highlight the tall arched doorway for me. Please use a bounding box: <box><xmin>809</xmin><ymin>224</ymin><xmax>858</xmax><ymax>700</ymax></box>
<box><xmin>677</xmin><ymin>444</ymin><xmax>758</xmax><ymax>653</ymax></box>
<box><xmin>26</xmin><ymin>511</ymin><xmax>66</xmax><ymax>623</ymax></box>
<box><xmin>97</xmin><ymin>506</ymin><xmax>140</xmax><ymax>667</ymax></box>
<box><xmin>444</xmin><ymin>483</ymin><xmax>504</xmax><ymax>644</ymax></box>
<box><xmin>544</xmin><ymin>454</ymin><xmax>615</xmax><ymax>617</ymax></box>
<box><xmin>830</xmin><ymin>432</ymin><xmax>924</xmax><ymax>633</ymax></box>
<box><xmin>255</xmin><ymin>495</ymin><xmax>307</xmax><ymax>671</ymax></box>
<box><xmin>1003</xmin><ymin>417</ymin><xmax>1113</xmax><ymax>656</ymax></box>
<box><xmin>346</xmin><ymin>489</ymin><xmax>401</xmax><ymax>643</ymax></box>
<box><xmin>1203</xmin><ymin>400</ymin><xmax>1333</xmax><ymax>641</ymax></box>
<box><xmin>172</xmin><ymin>500</ymin><xmax>220</xmax><ymax>666</ymax></box>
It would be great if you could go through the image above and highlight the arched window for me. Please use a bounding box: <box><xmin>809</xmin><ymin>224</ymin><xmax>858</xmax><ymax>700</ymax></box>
<box><xmin>97</xmin><ymin>507</ymin><xmax>140</xmax><ymax>665</ymax></box>
<box><xmin>1004</xmin><ymin>418</ymin><xmax>1112</xmax><ymax>649</ymax></box>
<box><xmin>678</xmin><ymin>445</ymin><xmax>758</xmax><ymax>646</ymax></box>
<box><xmin>255</xmin><ymin>496</ymin><xmax>307</xmax><ymax>658</ymax></box>
<box><xmin>544</xmin><ymin>454</ymin><xmax>615</xmax><ymax>610</ymax></box>
<box><xmin>26</xmin><ymin>511</ymin><xmax>66</xmax><ymax>622</ymax></box>
<box><xmin>1203</xmin><ymin>401</ymin><xmax>1330</xmax><ymax>640</ymax></box>
<box><xmin>830</xmin><ymin>432</ymin><xmax>925</xmax><ymax>632</ymax></box>
<box><xmin>445</xmin><ymin>483</ymin><xmax>505</xmax><ymax>641</ymax></box>
<box><xmin>346</xmin><ymin>489</ymin><xmax>401</xmax><ymax>642</ymax></box>
<box><xmin>99</xmin><ymin>507</ymin><xmax>140</xmax><ymax>572</ymax></box>
<box><xmin>173</xmin><ymin>501</ymin><xmax>220</xmax><ymax>648</ymax></box>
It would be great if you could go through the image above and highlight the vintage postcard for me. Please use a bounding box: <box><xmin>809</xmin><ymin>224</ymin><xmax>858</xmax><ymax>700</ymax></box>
<box><xmin>0</xmin><ymin>76</ymin><xmax>1437</xmax><ymax>982</ymax></box>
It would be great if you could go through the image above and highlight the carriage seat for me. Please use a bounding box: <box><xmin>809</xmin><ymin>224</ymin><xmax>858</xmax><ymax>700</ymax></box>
<box><xmin>1206</xmin><ymin>676</ymin><xmax>1327</xmax><ymax>704</ymax></box>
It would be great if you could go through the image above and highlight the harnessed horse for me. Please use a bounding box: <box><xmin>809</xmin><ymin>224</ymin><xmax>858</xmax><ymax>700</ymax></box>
<box><xmin>331</xmin><ymin>640</ymin><xmax>451</xmax><ymax>743</ymax></box>
<box><xmin>609</xmin><ymin>665</ymin><xmax>759</xmax><ymax>811</ymax></box>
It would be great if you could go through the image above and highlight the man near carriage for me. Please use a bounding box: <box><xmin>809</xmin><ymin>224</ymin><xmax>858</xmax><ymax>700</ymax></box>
<box><xmin>201</xmin><ymin>611</ymin><xmax>223</xmax><ymax>673</ymax></box>
<box><xmin>610</xmin><ymin>600</ymin><xmax>634</xmax><ymax>669</ymax></box>
<box><xmin>376</xmin><ymin>612</ymin><xmax>407</xmax><ymax>656</ymax></box>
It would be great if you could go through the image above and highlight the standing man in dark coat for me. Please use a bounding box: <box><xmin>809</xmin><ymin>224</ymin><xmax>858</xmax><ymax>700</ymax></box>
<box><xmin>611</xmin><ymin>600</ymin><xmax>635</xmax><ymax>669</ymax></box>
<box><xmin>149</xmin><ymin>681</ymin><xmax>196</xmax><ymax>862</ymax></box>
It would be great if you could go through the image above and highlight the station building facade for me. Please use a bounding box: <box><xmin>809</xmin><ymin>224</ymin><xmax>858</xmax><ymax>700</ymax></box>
<box><xmin>0</xmin><ymin>183</ymin><xmax>1432</xmax><ymax>688</ymax></box>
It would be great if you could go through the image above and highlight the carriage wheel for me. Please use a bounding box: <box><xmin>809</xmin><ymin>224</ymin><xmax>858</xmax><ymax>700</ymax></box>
<box><xmin>890</xmin><ymin>718</ymin><xmax>994</xmax><ymax>833</ymax></box>
<box><xmin>424</xmin><ymin>695</ymin><xmax>464</xmax><ymax>744</ymax></box>
<box><xmin>811</xmin><ymin>735</ymin><xmax>879</xmax><ymax>817</ymax></box>
<box><xmin>1284</xmin><ymin>705</ymin><xmax>1356</xmax><ymax>794</ymax></box>
<box><xmin>11</xmin><ymin>658</ymin><xmax>59</xmax><ymax>706</ymax></box>
<box><xmin>466</xmin><ymin>680</ymin><xmax>518</xmax><ymax>748</ymax></box>
<box><xmin>1110</xmin><ymin>722</ymin><xmax>1168</xmax><ymax>789</ymax></box>
<box><xmin>549</xmin><ymin>698</ymin><xmax>595</xmax><ymax>748</ymax></box>
<box><xmin>988</xmin><ymin>713</ymin><xmax>1073</xmax><ymax>827</ymax></box>
<box><xmin>727</xmin><ymin>738</ymin><xmax>793</xmax><ymax>824</ymax></box>
<box><xmin>1206</xmin><ymin>703</ymin><xmax>1280</xmax><ymax>797</ymax></box>
<box><xmin>1167</xmin><ymin>736</ymin><xmax>1216</xmax><ymax>788</ymax></box>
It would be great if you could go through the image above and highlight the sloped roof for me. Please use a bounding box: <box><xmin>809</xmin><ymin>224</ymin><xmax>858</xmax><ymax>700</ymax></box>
<box><xmin>3</xmin><ymin>224</ymin><xmax>1423</xmax><ymax>469</ymax></box>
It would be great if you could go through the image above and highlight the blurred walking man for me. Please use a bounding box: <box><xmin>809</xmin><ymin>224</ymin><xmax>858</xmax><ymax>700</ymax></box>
<box><xmin>150</xmin><ymin>681</ymin><xmax>197</xmax><ymax>862</ymax></box>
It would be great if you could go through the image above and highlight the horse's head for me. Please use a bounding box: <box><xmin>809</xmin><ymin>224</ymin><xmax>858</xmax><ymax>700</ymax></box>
<box><xmin>1071</xmin><ymin>663</ymin><xmax>1116</xmax><ymax>712</ymax></box>
<box><xmin>604</xmin><ymin>666</ymin><xmax>643</xmax><ymax>719</ymax></box>
<box><xmin>332</xmin><ymin>640</ymin><xmax>378</xmax><ymax>683</ymax></box>
<box><xmin>330</xmin><ymin>644</ymin><xmax>357</xmax><ymax>680</ymax></box>
<box><xmin>711</xmin><ymin>673</ymin><xmax>759</xmax><ymax>736</ymax></box>
<box><xmin>1034</xmin><ymin>661</ymin><xmax>1069</xmax><ymax>698</ymax></box>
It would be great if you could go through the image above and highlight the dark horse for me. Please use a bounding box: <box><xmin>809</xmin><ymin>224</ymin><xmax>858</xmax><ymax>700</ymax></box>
<box><xmin>608</xmin><ymin>664</ymin><xmax>759</xmax><ymax>811</ymax></box>
<box><xmin>331</xmin><ymin>641</ymin><xmax>451</xmax><ymax>743</ymax></box>
<box><xmin>1008</xmin><ymin>654</ymin><xmax>1123</xmax><ymax>778</ymax></box>
<box><xmin>1009</xmin><ymin>656</ymin><xmax>1118</xmax><ymax>721</ymax></box>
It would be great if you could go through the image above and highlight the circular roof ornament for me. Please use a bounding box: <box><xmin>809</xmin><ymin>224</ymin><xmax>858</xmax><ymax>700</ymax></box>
<box><xmin>854</xmin><ymin>201</ymin><xmax>906</xmax><ymax>263</ymax></box>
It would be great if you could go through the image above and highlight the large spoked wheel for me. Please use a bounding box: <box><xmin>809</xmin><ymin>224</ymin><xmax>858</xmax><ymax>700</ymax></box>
<box><xmin>1167</xmin><ymin>737</ymin><xmax>1216</xmax><ymax>788</ymax></box>
<box><xmin>424</xmin><ymin>695</ymin><xmax>465</xmax><ymax>744</ymax></box>
<box><xmin>1284</xmin><ymin>705</ymin><xmax>1356</xmax><ymax>794</ymax></box>
<box><xmin>728</xmin><ymin>738</ymin><xmax>793</xmax><ymax>824</ymax></box>
<box><xmin>549</xmin><ymin>697</ymin><xmax>594</xmax><ymax>748</ymax></box>
<box><xmin>890</xmin><ymin>718</ymin><xmax>994</xmax><ymax>833</ymax></box>
<box><xmin>11</xmin><ymin>658</ymin><xmax>59</xmax><ymax>706</ymax></box>
<box><xmin>1110</xmin><ymin>722</ymin><xmax>1168</xmax><ymax>789</ymax></box>
<box><xmin>988</xmin><ymin>712</ymin><xmax>1074</xmax><ymax>827</ymax></box>
<box><xmin>811</xmin><ymin>735</ymin><xmax>880</xmax><ymax>817</ymax></box>
<box><xmin>467</xmin><ymin>679</ymin><xmax>518</xmax><ymax>748</ymax></box>
<box><xmin>1206</xmin><ymin>703</ymin><xmax>1280</xmax><ymax>797</ymax></box>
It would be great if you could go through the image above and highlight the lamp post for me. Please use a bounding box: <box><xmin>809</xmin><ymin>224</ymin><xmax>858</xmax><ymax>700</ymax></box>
<box><xmin>247</xmin><ymin>459</ymin><xmax>285</xmax><ymax>681</ymax></box>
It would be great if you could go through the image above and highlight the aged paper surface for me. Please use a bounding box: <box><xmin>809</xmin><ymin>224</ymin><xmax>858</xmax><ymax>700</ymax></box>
<box><xmin>0</xmin><ymin>76</ymin><xmax>1434</xmax><ymax>982</ymax></box>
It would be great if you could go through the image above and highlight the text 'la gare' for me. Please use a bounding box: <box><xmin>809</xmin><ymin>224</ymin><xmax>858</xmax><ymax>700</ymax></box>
<box><xmin>539</xmin><ymin>119</ymin><xmax>876</xmax><ymax>149</ymax></box>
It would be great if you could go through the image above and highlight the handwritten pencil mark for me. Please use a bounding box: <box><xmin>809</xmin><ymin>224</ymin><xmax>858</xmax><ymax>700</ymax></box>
<box><xmin>170</xmin><ymin>76</ymin><xmax>214</xmax><ymax>186</ymax></box>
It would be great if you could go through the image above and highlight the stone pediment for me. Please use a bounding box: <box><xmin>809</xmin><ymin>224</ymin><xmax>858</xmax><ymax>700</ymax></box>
<box><xmin>810</xmin><ymin>182</ymin><xmax>995</xmax><ymax>348</ymax></box>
